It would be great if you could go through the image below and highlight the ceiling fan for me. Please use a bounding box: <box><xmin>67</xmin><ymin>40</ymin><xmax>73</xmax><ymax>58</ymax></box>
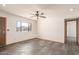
<box><xmin>30</xmin><ymin>11</ymin><xmax>46</xmax><ymax>20</ymax></box>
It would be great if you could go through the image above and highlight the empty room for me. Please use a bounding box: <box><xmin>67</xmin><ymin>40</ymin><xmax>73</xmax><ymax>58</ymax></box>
<box><xmin>0</xmin><ymin>4</ymin><xmax>79</xmax><ymax>55</ymax></box>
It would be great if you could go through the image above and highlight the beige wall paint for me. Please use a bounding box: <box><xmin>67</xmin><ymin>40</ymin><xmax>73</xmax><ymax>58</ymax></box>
<box><xmin>0</xmin><ymin>9</ymin><xmax>37</xmax><ymax>45</ymax></box>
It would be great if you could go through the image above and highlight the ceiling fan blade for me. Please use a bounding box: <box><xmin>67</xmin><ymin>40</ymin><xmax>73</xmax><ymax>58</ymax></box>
<box><xmin>39</xmin><ymin>16</ymin><xmax>46</xmax><ymax>18</ymax></box>
<box><xmin>40</xmin><ymin>13</ymin><xmax>44</xmax><ymax>15</ymax></box>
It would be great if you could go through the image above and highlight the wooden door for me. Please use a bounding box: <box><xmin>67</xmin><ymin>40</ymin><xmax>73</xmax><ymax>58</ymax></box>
<box><xmin>0</xmin><ymin>17</ymin><xmax>6</xmax><ymax>47</ymax></box>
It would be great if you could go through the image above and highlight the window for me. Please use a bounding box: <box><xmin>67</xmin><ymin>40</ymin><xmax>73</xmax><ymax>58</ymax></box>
<box><xmin>16</xmin><ymin>21</ymin><xmax>32</xmax><ymax>32</ymax></box>
<box><xmin>22</xmin><ymin>22</ymin><xmax>29</xmax><ymax>31</ymax></box>
<box><xmin>28</xmin><ymin>23</ymin><xmax>32</xmax><ymax>31</ymax></box>
<box><xmin>16</xmin><ymin>21</ymin><xmax>21</xmax><ymax>31</ymax></box>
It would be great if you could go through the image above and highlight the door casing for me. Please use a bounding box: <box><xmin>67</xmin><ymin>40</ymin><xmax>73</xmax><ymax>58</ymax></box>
<box><xmin>64</xmin><ymin>18</ymin><xmax>78</xmax><ymax>45</ymax></box>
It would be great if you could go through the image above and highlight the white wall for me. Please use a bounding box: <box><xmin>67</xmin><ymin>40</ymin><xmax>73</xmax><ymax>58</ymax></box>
<box><xmin>0</xmin><ymin>9</ymin><xmax>37</xmax><ymax>45</ymax></box>
<box><xmin>0</xmin><ymin>5</ymin><xmax>79</xmax><ymax>44</ymax></box>
<box><xmin>37</xmin><ymin>5</ymin><xmax>79</xmax><ymax>43</ymax></box>
<box><xmin>67</xmin><ymin>21</ymin><xmax>76</xmax><ymax>37</ymax></box>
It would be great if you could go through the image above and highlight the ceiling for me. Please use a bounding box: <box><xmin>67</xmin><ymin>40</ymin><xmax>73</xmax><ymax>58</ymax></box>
<box><xmin>0</xmin><ymin>4</ymin><xmax>54</xmax><ymax>20</ymax></box>
<box><xmin>0</xmin><ymin>4</ymin><xmax>79</xmax><ymax>20</ymax></box>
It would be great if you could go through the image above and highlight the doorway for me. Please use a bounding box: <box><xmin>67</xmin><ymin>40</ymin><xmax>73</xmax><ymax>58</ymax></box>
<box><xmin>0</xmin><ymin>17</ymin><xmax>6</xmax><ymax>47</ymax></box>
<box><xmin>64</xmin><ymin>18</ymin><xmax>78</xmax><ymax>45</ymax></box>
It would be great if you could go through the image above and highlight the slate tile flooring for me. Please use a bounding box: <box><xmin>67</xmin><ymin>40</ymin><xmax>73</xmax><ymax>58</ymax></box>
<box><xmin>0</xmin><ymin>38</ymin><xmax>79</xmax><ymax>55</ymax></box>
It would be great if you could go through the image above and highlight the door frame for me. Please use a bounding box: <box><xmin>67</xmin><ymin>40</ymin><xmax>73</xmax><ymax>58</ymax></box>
<box><xmin>0</xmin><ymin>17</ymin><xmax>6</xmax><ymax>46</ymax></box>
<box><xmin>64</xmin><ymin>18</ymin><xmax>78</xmax><ymax>45</ymax></box>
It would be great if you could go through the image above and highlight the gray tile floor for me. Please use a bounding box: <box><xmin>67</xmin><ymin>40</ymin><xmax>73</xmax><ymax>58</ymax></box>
<box><xmin>0</xmin><ymin>38</ymin><xmax>79</xmax><ymax>55</ymax></box>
